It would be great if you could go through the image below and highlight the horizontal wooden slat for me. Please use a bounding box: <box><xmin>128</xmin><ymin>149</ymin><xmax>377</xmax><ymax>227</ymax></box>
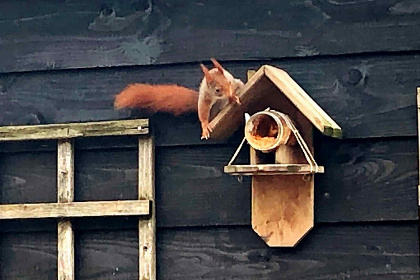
<box><xmin>0</xmin><ymin>224</ymin><xmax>418</xmax><ymax>279</ymax></box>
<box><xmin>0</xmin><ymin>119</ymin><xmax>149</xmax><ymax>141</ymax></box>
<box><xmin>0</xmin><ymin>54</ymin><xmax>418</xmax><ymax>142</ymax></box>
<box><xmin>0</xmin><ymin>0</ymin><xmax>420</xmax><ymax>73</ymax></box>
<box><xmin>0</xmin><ymin>137</ymin><xmax>417</xmax><ymax>229</ymax></box>
<box><xmin>0</xmin><ymin>200</ymin><xmax>150</xmax><ymax>220</ymax></box>
<box><xmin>224</xmin><ymin>164</ymin><xmax>324</xmax><ymax>175</ymax></box>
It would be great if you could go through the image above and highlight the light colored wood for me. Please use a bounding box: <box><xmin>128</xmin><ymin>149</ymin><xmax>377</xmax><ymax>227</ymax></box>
<box><xmin>224</xmin><ymin>164</ymin><xmax>324</xmax><ymax>175</ymax></box>
<box><xmin>58</xmin><ymin>219</ymin><xmax>74</xmax><ymax>280</ymax></box>
<box><xmin>275</xmin><ymin>145</ymin><xmax>297</xmax><ymax>164</ymax></box>
<box><xmin>252</xmin><ymin>115</ymin><xmax>315</xmax><ymax>247</ymax></box>
<box><xmin>210</xmin><ymin>65</ymin><xmax>342</xmax><ymax>140</ymax></box>
<box><xmin>138</xmin><ymin>136</ymin><xmax>156</xmax><ymax>280</ymax></box>
<box><xmin>264</xmin><ymin>65</ymin><xmax>342</xmax><ymax>138</ymax></box>
<box><xmin>247</xmin><ymin>70</ymin><xmax>257</xmax><ymax>81</ymax></box>
<box><xmin>252</xmin><ymin>175</ymin><xmax>314</xmax><ymax>247</ymax></box>
<box><xmin>0</xmin><ymin>200</ymin><xmax>150</xmax><ymax>219</ymax></box>
<box><xmin>417</xmin><ymin>87</ymin><xmax>420</xmax><ymax>206</ymax></box>
<box><xmin>58</xmin><ymin>139</ymin><xmax>75</xmax><ymax>204</ymax></box>
<box><xmin>249</xmin><ymin>147</ymin><xmax>261</xmax><ymax>165</ymax></box>
<box><xmin>0</xmin><ymin>119</ymin><xmax>149</xmax><ymax>141</ymax></box>
<box><xmin>57</xmin><ymin>139</ymin><xmax>75</xmax><ymax>280</ymax></box>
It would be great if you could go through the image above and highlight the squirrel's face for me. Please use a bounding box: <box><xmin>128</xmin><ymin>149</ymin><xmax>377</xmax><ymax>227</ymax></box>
<box><xmin>201</xmin><ymin>59</ymin><xmax>232</xmax><ymax>99</ymax></box>
<box><xmin>207</xmin><ymin>69</ymin><xmax>232</xmax><ymax>99</ymax></box>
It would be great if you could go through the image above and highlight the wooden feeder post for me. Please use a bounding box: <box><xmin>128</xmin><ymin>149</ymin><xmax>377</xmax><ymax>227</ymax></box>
<box><xmin>213</xmin><ymin>65</ymin><xmax>341</xmax><ymax>247</ymax></box>
<box><xmin>247</xmin><ymin>110</ymin><xmax>319</xmax><ymax>247</ymax></box>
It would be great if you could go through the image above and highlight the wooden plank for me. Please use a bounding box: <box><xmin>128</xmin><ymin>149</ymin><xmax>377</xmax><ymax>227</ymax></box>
<box><xmin>1</xmin><ymin>1</ymin><xmax>420</xmax><ymax>73</ymax></box>
<box><xmin>0</xmin><ymin>119</ymin><xmax>149</xmax><ymax>141</ymax></box>
<box><xmin>225</xmin><ymin>164</ymin><xmax>324</xmax><ymax>175</ymax></box>
<box><xmin>57</xmin><ymin>139</ymin><xmax>74</xmax><ymax>204</ymax></box>
<box><xmin>0</xmin><ymin>231</ymin><xmax>58</xmax><ymax>279</ymax></box>
<box><xmin>252</xmin><ymin>175</ymin><xmax>314</xmax><ymax>247</ymax></box>
<box><xmin>250</xmin><ymin>115</ymin><xmax>314</xmax><ymax>247</ymax></box>
<box><xmin>0</xmin><ymin>200</ymin><xmax>150</xmax><ymax>219</ymax></box>
<box><xmin>1</xmin><ymin>224</ymin><xmax>418</xmax><ymax>279</ymax></box>
<box><xmin>0</xmin><ymin>138</ymin><xmax>417</xmax><ymax>229</ymax></box>
<box><xmin>0</xmin><ymin>55</ymin><xmax>419</xmax><ymax>142</ymax></box>
<box><xmin>57</xmin><ymin>139</ymin><xmax>75</xmax><ymax>280</ymax></box>
<box><xmin>417</xmin><ymin>71</ymin><xmax>420</xmax><ymax>212</ymax></box>
<box><xmin>158</xmin><ymin>224</ymin><xmax>419</xmax><ymax>280</ymax></box>
<box><xmin>138</xmin><ymin>136</ymin><xmax>156</xmax><ymax>280</ymax></box>
<box><xmin>57</xmin><ymin>220</ymin><xmax>74</xmax><ymax>280</ymax></box>
<box><xmin>264</xmin><ymin>66</ymin><xmax>342</xmax><ymax>138</ymax></box>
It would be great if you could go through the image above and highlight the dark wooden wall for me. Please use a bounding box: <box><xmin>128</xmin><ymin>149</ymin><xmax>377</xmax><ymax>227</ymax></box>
<box><xmin>0</xmin><ymin>1</ymin><xmax>419</xmax><ymax>279</ymax></box>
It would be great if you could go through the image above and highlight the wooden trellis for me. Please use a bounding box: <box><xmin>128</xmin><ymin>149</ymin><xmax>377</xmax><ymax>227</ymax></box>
<box><xmin>0</xmin><ymin>119</ymin><xmax>156</xmax><ymax>280</ymax></box>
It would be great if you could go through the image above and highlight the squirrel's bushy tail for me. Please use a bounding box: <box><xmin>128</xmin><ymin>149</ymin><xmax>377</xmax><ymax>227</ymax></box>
<box><xmin>114</xmin><ymin>83</ymin><xmax>198</xmax><ymax>116</ymax></box>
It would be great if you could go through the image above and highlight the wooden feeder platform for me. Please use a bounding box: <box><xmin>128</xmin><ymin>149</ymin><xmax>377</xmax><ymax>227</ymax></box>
<box><xmin>224</xmin><ymin>164</ymin><xmax>324</xmax><ymax>176</ymax></box>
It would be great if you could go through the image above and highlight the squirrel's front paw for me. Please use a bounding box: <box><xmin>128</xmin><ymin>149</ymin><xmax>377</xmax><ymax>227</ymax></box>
<box><xmin>201</xmin><ymin>122</ymin><xmax>213</xmax><ymax>140</ymax></box>
<box><xmin>233</xmin><ymin>95</ymin><xmax>241</xmax><ymax>105</ymax></box>
<box><xmin>229</xmin><ymin>95</ymin><xmax>241</xmax><ymax>105</ymax></box>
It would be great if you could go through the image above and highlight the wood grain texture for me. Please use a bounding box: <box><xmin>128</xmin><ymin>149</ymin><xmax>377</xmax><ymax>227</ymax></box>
<box><xmin>0</xmin><ymin>200</ymin><xmax>150</xmax><ymax>219</ymax></box>
<box><xmin>0</xmin><ymin>119</ymin><xmax>148</xmax><ymax>141</ymax></box>
<box><xmin>0</xmin><ymin>151</ymin><xmax>57</xmax><ymax>204</ymax></box>
<box><xmin>0</xmin><ymin>54</ymin><xmax>419</xmax><ymax>141</ymax></box>
<box><xmin>250</xmin><ymin>114</ymin><xmax>315</xmax><ymax>247</ymax></box>
<box><xmin>252</xmin><ymin>175</ymin><xmax>314</xmax><ymax>247</ymax></box>
<box><xmin>0</xmin><ymin>0</ymin><xmax>420</xmax><ymax>73</ymax></box>
<box><xmin>0</xmin><ymin>138</ymin><xmax>417</xmax><ymax>230</ymax></box>
<box><xmin>417</xmin><ymin>87</ymin><xmax>420</xmax><ymax>206</ymax></box>
<box><xmin>1</xmin><ymin>224</ymin><xmax>418</xmax><ymax>279</ymax></box>
<box><xmin>57</xmin><ymin>139</ymin><xmax>74</xmax><ymax>204</ymax></box>
<box><xmin>57</xmin><ymin>139</ymin><xmax>75</xmax><ymax>280</ymax></box>
<box><xmin>158</xmin><ymin>225</ymin><xmax>419</xmax><ymax>280</ymax></box>
<box><xmin>315</xmin><ymin>136</ymin><xmax>419</xmax><ymax>223</ymax></box>
<box><xmin>0</xmin><ymin>232</ymin><xmax>58</xmax><ymax>279</ymax></box>
<box><xmin>138</xmin><ymin>136</ymin><xmax>156</xmax><ymax>280</ymax></box>
<box><xmin>58</xmin><ymin>220</ymin><xmax>74</xmax><ymax>280</ymax></box>
<box><xmin>224</xmin><ymin>164</ymin><xmax>324</xmax><ymax>175</ymax></box>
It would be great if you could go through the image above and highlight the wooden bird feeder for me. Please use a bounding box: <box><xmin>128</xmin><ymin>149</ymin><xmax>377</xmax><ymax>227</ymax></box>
<box><xmin>210</xmin><ymin>65</ymin><xmax>342</xmax><ymax>247</ymax></box>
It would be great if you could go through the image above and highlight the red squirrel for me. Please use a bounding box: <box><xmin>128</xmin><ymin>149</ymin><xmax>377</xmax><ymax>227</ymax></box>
<box><xmin>114</xmin><ymin>58</ymin><xmax>244</xmax><ymax>139</ymax></box>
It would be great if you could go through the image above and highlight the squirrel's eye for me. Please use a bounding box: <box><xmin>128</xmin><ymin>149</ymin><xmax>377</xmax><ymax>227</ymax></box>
<box><xmin>215</xmin><ymin>88</ymin><xmax>220</xmax><ymax>92</ymax></box>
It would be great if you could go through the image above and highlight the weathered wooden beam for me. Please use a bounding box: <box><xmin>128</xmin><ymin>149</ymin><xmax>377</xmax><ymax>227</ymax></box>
<box><xmin>58</xmin><ymin>220</ymin><xmax>74</xmax><ymax>280</ymax></box>
<box><xmin>0</xmin><ymin>119</ymin><xmax>149</xmax><ymax>141</ymax></box>
<box><xmin>224</xmin><ymin>164</ymin><xmax>324</xmax><ymax>176</ymax></box>
<box><xmin>138</xmin><ymin>136</ymin><xmax>156</xmax><ymax>280</ymax></box>
<box><xmin>57</xmin><ymin>139</ymin><xmax>75</xmax><ymax>203</ymax></box>
<box><xmin>417</xmin><ymin>87</ymin><xmax>420</xmax><ymax>207</ymax></box>
<box><xmin>57</xmin><ymin>139</ymin><xmax>75</xmax><ymax>280</ymax></box>
<box><xmin>0</xmin><ymin>200</ymin><xmax>150</xmax><ymax>220</ymax></box>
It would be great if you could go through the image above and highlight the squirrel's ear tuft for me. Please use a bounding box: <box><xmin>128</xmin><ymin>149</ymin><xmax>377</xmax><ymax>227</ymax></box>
<box><xmin>201</xmin><ymin>63</ymin><xmax>212</xmax><ymax>84</ymax></box>
<box><xmin>211</xmin><ymin>58</ymin><xmax>224</xmax><ymax>74</ymax></box>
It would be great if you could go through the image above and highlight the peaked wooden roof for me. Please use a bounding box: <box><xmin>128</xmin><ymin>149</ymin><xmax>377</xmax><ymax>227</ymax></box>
<box><xmin>210</xmin><ymin>65</ymin><xmax>342</xmax><ymax>140</ymax></box>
